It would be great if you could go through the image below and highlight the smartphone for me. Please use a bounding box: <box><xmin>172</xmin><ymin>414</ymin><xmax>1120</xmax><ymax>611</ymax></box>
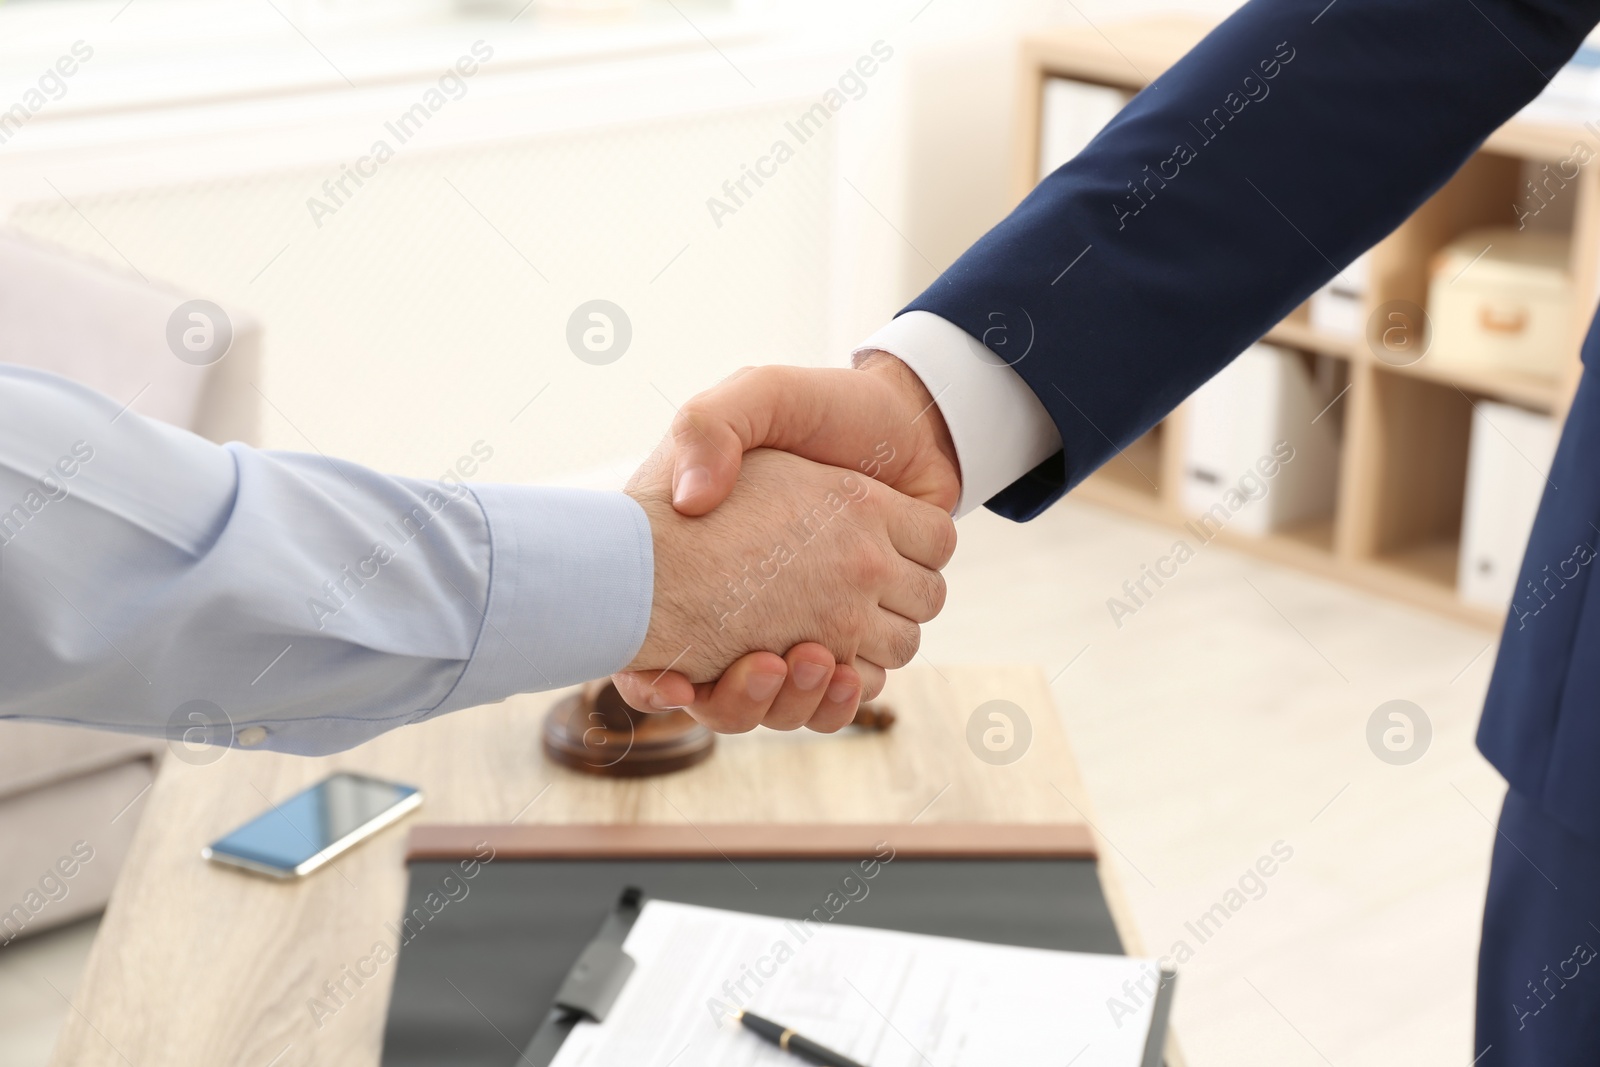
<box><xmin>202</xmin><ymin>772</ymin><xmax>422</xmax><ymax>879</ymax></box>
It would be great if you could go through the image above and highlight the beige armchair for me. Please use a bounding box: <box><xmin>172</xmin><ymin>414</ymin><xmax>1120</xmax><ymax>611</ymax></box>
<box><xmin>0</xmin><ymin>231</ymin><xmax>260</xmax><ymax>942</ymax></box>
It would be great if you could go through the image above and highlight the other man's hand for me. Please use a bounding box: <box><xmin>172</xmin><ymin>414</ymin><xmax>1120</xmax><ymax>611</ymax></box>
<box><xmin>620</xmin><ymin>443</ymin><xmax>955</xmax><ymax>733</ymax></box>
<box><xmin>669</xmin><ymin>353</ymin><xmax>961</xmax><ymax>516</ymax></box>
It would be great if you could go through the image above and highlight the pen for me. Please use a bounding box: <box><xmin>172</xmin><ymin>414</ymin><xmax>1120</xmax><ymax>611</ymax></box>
<box><xmin>735</xmin><ymin>1009</ymin><xmax>870</xmax><ymax>1067</ymax></box>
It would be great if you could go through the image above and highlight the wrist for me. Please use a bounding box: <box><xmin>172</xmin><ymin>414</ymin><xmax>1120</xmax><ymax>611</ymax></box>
<box><xmin>621</xmin><ymin>483</ymin><xmax>677</xmax><ymax>673</ymax></box>
<box><xmin>856</xmin><ymin>349</ymin><xmax>961</xmax><ymax>489</ymax></box>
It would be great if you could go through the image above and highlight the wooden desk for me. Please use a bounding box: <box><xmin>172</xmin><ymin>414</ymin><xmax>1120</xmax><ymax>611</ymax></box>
<box><xmin>51</xmin><ymin>667</ymin><xmax>1175</xmax><ymax>1066</ymax></box>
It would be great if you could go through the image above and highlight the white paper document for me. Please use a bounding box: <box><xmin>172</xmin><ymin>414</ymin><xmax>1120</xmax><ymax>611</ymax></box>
<box><xmin>548</xmin><ymin>900</ymin><xmax>1168</xmax><ymax>1067</ymax></box>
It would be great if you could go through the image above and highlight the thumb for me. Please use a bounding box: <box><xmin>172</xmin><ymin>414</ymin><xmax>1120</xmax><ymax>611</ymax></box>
<box><xmin>670</xmin><ymin>365</ymin><xmax>892</xmax><ymax>516</ymax></box>
<box><xmin>612</xmin><ymin>668</ymin><xmax>700</xmax><ymax>712</ymax></box>
<box><xmin>669</xmin><ymin>367</ymin><xmax>793</xmax><ymax>516</ymax></box>
<box><xmin>668</xmin><ymin>402</ymin><xmax>747</xmax><ymax>516</ymax></box>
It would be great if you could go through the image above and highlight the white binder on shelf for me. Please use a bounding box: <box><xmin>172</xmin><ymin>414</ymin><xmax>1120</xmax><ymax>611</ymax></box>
<box><xmin>1180</xmin><ymin>343</ymin><xmax>1342</xmax><ymax>538</ymax></box>
<box><xmin>1309</xmin><ymin>252</ymin><xmax>1371</xmax><ymax>339</ymax></box>
<box><xmin>1459</xmin><ymin>401</ymin><xmax>1559</xmax><ymax>609</ymax></box>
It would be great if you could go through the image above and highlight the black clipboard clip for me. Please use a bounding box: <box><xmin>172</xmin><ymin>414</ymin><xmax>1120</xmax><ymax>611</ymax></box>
<box><xmin>517</xmin><ymin>887</ymin><xmax>645</xmax><ymax>1067</ymax></box>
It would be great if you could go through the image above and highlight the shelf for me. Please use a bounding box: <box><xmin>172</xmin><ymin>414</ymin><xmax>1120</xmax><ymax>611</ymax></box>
<box><xmin>1484</xmin><ymin>119</ymin><xmax>1593</xmax><ymax>164</ymax></box>
<box><xmin>1073</xmin><ymin>474</ymin><xmax>1171</xmax><ymax>524</ymax></box>
<box><xmin>1265</xmin><ymin>310</ymin><xmax>1568</xmax><ymax>412</ymax></box>
<box><xmin>1025</xmin><ymin>16</ymin><xmax>1210</xmax><ymax>90</ymax></box>
<box><xmin>1264</xmin><ymin>319</ymin><xmax>1354</xmax><ymax>358</ymax></box>
<box><xmin>1203</xmin><ymin>518</ymin><xmax>1504</xmax><ymax>628</ymax></box>
<box><xmin>1022</xmin><ymin>15</ymin><xmax>1589</xmax><ymax>633</ymax></box>
<box><xmin>1275</xmin><ymin>516</ymin><xmax>1337</xmax><ymax>554</ymax></box>
<box><xmin>1194</xmin><ymin>515</ymin><xmax>1504</xmax><ymax>627</ymax></box>
<box><xmin>1205</xmin><ymin>516</ymin><xmax>1338</xmax><ymax>572</ymax></box>
<box><xmin>1088</xmin><ymin>426</ymin><xmax>1162</xmax><ymax>491</ymax></box>
<box><xmin>1074</xmin><ymin>426</ymin><xmax>1168</xmax><ymax>522</ymax></box>
<box><xmin>1028</xmin><ymin>18</ymin><xmax>1586</xmax><ymax>166</ymax></box>
<box><xmin>1380</xmin><ymin>538</ymin><xmax>1461</xmax><ymax>590</ymax></box>
<box><xmin>1369</xmin><ymin>540</ymin><xmax>1505</xmax><ymax>628</ymax></box>
<box><xmin>1365</xmin><ymin>353</ymin><xmax>1565</xmax><ymax>412</ymax></box>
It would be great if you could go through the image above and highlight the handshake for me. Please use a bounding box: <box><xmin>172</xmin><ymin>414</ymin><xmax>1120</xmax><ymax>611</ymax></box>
<box><xmin>613</xmin><ymin>353</ymin><xmax>961</xmax><ymax>733</ymax></box>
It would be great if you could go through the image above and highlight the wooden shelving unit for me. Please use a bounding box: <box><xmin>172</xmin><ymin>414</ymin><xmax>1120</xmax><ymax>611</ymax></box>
<box><xmin>1021</xmin><ymin>17</ymin><xmax>1597</xmax><ymax>628</ymax></box>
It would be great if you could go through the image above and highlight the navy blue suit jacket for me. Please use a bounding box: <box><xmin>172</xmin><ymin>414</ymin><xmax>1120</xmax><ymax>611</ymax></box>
<box><xmin>906</xmin><ymin>0</ymin><xmax>1600</xmax><ymax>841</ymax></box>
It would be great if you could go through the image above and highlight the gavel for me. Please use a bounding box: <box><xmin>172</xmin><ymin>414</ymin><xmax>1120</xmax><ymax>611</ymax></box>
<box><xmin>543</xmin><ymin>679</ymin><xmax>895</xmax><ymax>778</ymax></box>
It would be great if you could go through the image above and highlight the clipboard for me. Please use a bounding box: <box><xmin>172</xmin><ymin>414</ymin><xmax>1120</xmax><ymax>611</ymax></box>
<box><xmin>380</xmin><ymin>823</ymin><xmax>1175</xmax><ymax>1067</ymax></box>
<box><xmin>518</xmin><ymin>886</ymin><xmax>644</xmax><ymax>1066</ymax></box>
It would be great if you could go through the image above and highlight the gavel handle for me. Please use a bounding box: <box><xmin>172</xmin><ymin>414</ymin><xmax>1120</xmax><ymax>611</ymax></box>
<box><xmin>850</xmin><ymin>703</ymin><xmax>896</xmax><ymax>731</ymax></box>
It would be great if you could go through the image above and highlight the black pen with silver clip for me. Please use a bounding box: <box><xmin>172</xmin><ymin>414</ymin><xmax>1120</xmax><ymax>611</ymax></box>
<box><xmin>734</xmin><ymin>1009</ymin><xmax>870</xmax><ymax>1067</ymax></box>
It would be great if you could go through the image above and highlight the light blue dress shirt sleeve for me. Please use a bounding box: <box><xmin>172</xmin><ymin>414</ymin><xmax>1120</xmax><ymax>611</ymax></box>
<box><xmin>0</xmin><ymin>365</ymin><xmax>653</xmax><ymax>756</ymax></box>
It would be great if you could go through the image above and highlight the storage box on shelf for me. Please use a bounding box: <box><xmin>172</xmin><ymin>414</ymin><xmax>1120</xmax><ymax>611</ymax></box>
<box><xmin>1428</xmin><ymin>228</ymin><xmax>1573</xmax><ymax>382</ymax></box>
<box><xmin>1018</xmin><ymin>16</ymin><xmax>1595</xmax><ymax>628</ymax></box>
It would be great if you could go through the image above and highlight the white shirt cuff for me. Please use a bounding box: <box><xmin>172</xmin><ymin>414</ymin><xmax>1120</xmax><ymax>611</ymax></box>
<box><xmin>853</xmin><ymin>310</ymin><xmax>1062</xmax><ymax>518</ymax></box>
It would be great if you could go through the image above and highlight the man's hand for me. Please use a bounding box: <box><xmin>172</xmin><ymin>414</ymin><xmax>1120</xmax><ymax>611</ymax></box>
<box><xmin>670</xmin><ymin>353</ymin><xmax>961</xmax><ymax>516</ymax></box>
<box><xmin>620</xmin><ymin>443</ymin><xmax>955</xmax><ymax>733</ymax></box>
<box><xmin>612</xmin><ymin>354</ymin><xmax>962</xmax><ymax>719</ymax></box>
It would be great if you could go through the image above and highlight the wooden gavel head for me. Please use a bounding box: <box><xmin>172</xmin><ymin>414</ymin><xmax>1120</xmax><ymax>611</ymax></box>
<box><xmin>542</xmin><ymin>680</ymin><xmax>896</xmax><ymax>778</ymax></box>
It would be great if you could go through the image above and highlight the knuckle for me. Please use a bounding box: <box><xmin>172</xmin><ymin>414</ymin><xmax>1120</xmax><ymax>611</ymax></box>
<box><xmin>905</xmin><ymin>502</ymin><xmax>956</xmax><ymax>567</ymax></box>
<box><xmin>675</xmin><ymin>396</ymin><xmax>713</xmax><ymax>431</ymax></box>
<box><xmin>896</xmin><ymin>570</ymin><xmax>943</xmax><ymax>624</ymax></box>
<box><xmin>853</xmin><ymin>544</ymin><xmax>894</xmax><ymax>587</ymax></box>
<box><xmin>757</xmin><ymin>363</ymin><xmax>797</xmax><ymax>388</ymax></box>
<box><xmin>930</xmin><ymin>514</ymin><xmax>958</xmax><ymax>567</ymax></box>
<box><xmin>922</xmin><ymin>570</ymin><xmax>948</xmax><ymax>619</ymax></box>
<box><xmin>886</xmin><ymin>620</ymin><xmax>920</xmax><ymax>669</ymax></box>
<box><xmin>726</xmin><ymin>363</ymin><xmax>782</xmax><ymax>393</ymax></box>
<box><xmin>669</xmin><ymin>415</ymin><xmax>701</xmax><ymax>446</ymax></box>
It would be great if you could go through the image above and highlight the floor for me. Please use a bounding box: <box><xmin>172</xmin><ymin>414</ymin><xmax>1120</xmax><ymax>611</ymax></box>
<box><xmin>0</xmin><ymin>497</ymin><xmax>1504</xmax><ymax>1067</ymax></box>
<box><xmin>0</xmin><ymin>917</ymin><xmax>100</xmax><ymax>1066</ymax></box>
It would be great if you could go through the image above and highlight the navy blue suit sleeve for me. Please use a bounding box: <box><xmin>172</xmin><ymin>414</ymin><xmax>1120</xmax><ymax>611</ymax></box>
<box><xmin>906</xmin><ymin>0</ymin><xmax>1596</xmax><ymax>521</ymax></box>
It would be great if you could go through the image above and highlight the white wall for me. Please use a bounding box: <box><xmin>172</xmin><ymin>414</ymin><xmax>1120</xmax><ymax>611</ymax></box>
<box><xmin>0</xmin><ymin>0</ymin><xmax>1244</xmax><ymax>486</ymax></box>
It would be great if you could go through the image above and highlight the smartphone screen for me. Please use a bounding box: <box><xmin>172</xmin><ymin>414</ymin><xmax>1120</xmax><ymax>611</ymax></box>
<box><xmin>203</xmin><ymin>772</ymin><xmax>421</xmax><ymax>878</ymax></box>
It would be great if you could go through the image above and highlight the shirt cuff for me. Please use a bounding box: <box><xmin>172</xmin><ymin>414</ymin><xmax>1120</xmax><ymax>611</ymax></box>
<box><xmin>437</xmin><ymin>485</ymin><xmax>654</xmax><ymax>713</ymax></box>
<box><xmin>853</xmin><ymin>310</ymin><xmax>1062</xmax><ymax>518</ymax></box>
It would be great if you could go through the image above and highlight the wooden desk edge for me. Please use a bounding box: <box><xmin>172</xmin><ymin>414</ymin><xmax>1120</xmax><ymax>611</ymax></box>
<box><xmin>405</xmin><ymin>822</ymin><xmax>1099</xmax><ymax>861</ymax></box>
